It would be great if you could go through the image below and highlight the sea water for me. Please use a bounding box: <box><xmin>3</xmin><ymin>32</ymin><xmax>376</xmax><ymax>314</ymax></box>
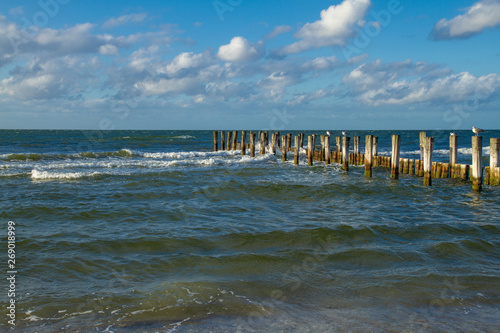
<box><xmin>0</xmin><ymin>130</ymin><xmax>499</xmax><ymax>332</ymax></box>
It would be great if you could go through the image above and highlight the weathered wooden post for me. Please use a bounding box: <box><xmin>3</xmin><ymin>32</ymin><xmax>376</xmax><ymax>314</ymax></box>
<box><xmin>320</xmin><ymin>135</ymin><xmax>326</xmax><ymax>161</ymax></box>
<box><xmin>325</xmin><ymin>135</ymin><xmax>330</xmax><ymax>165</ymax></box>
<box><xmin>281</xmin><ymin>136</ymin><xmax>287</xmax><ymax>162</ymax></box>
<box><xmin>312</xmin><ymin>134</ymin><xmax>316</xmax><ymax>157</ymax></box>
<box><xmin>365</xmin><ymin>135</ymin><xmax>373</xmax><ymax>177</ymax></box>
<box><xmin>409</xmin><ymin>159</ymin><xmax>415</xmax><ymax>175</ymax></box>
<box><xmin>299</xmin><ymin>133</ymin><xmax>304</xmax><ymax>148</ymax></box>
<box><xmin>308</xmin><ymin>136</ymin><xmax>313</xmax><ymax>166</ymax></box>
<box><xmin>403</xmin><ymin>158</ymin><xmax>409</xmax><ymax>174</ymax></box>
<box><xmin>372</xmin><ymin>136</ymin><xmax>378</xmax><ymax>166</ymax></box>
<box><xmin>450</xmin><ymin>134</ymin><xmax>457</xmax><ymax>177</ymax></box>
<box><xmin>220</xmin><ymin>131</ymin><xmax>225</xmax><ymax>151</ymax></box>
<box><xmin>265</xmin><ymin>131</ymin><xmax>269</xmax><ymax>150</ymax></box>
<box><xmin>260</xmin><ymin>132</ymin><xmax>266</xmax><ymax>155</ymax></box>
<box><xmin>354</xmin><ymin>136</ymin><xmax>360</xmax><ymax>165</ymax></box>
<box><xmin>213</xmin><ymin>131</ymin><xmax>218</xmax><ymax>151</ymax></box>
<box><xmin>391</xmin><ymin>135</ymin><xmax>401</xmax><ymax>179</ymax></box>
<box><xmin>419</xmin><ymin>132</ymin><xmax>427</xmax><ymax>177</ymax></box>
<box><xmin>342</xmin><ymin>136</ymin><xmax>350</xmax><ymax>171</ymax></box>
<box><xmin>294</xmin><ymin>136</ymin><xmax>300</xmax><ymax>165</ymax></box>
<box><xmin>490</xmin><ymin>138</ymin><xmax>499</xmax><ymax>185</ymax></box>
<box><xmin>241</xmin><ymin>131</ymin><xmax>246</xmax><ymax>155</ymax></box>
<box><xmin>472</xmin><ymin>136</ymin><xmax>483</xmax><ymax>191</ymax></box>
<box><xmin>226</xmin><ymin>131</ymin><xmax>232</xmax><ymax>150</ymax></box>
<box><xmin>336</xmin><ymin>136</ymin><xmax>341</xmax><ymax>163</ymax></box>
<box><xmin>271</xmin><ymin>133</ymin><xmax>277</xmax><ymax>155</ymax></box>
<box><xmin>250</xmin><ymin>132</ymin><xmax>256</xmax><ymax>157</ymax></box>
<box><xmin>232</xmin><ymin>131</ymin><xmax>238</xmax><ymax>150</ymax></box>
<box><xmin>423</xmin><ymin>137</ymin><xmax>434</xmax><ymax>186</ymax></box>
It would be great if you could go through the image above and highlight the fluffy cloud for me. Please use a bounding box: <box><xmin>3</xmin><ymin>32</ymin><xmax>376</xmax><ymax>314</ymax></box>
<box><xmin>217</xmin><ymin>37</ymin><xmax>265</xmax><ymax>62</ymax></box>
<box><xmin>277</xmin><ymin>0</ymin><xmax>371</xmax><ymax>55</ymax></box>
<box><xmin>0</xmin><ymin>56</ymin><xmax>100</xmax><ymax>100</ymax></box>
<box><xmin>343</xmin><ymin>59</ymin><xmax>500</xmax><ymax>106</ymax></box>
<box><xmin>103</xmin><ymin>13</ymin><xmax>148</xmax><ymax>29</ymax></box>
<box><xmin>431</xmin><ymin>0</ymin><xmax>500</xmax><ymax>40</ymax></box>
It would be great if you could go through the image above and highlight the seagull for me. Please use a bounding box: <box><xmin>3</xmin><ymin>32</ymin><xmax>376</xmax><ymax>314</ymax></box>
<box><xmin>450</xmin><ymin>132</ymin><xmax>457</xmax><ymax>136</ymax></box>
<box><xmin>326</xmin><ymin>131</ymin><xmax>331</xmax><ymax>136</ymax></box>
<box><xmin>472</xmin><ymin>127</ymin><xmax>484</xmax><ymax>136</ymax></box>
<box><xmin>342</xmin><ymin>131</ymin><xmax>349</xmax><ymax>136</ymax></box>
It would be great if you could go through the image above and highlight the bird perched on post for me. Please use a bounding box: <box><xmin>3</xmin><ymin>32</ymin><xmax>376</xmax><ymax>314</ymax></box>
<box><xmin>472</xmin><ymin>127</ymin><xmax>484</xmax><ymax>136</ymax></box>
<box><xmin>326</xmin><ymin>131</ymin><xmax>331</xmax><ymax>137</ymax></box>
<box><xmin>342</xmin><ymin>131</ymin><xmax>349</xmax><ymax>136</ymax></box>
<box><xmin>450</xmin><ymin>132</ymin><xmax>457</xmax><ymax>136</ymax></box>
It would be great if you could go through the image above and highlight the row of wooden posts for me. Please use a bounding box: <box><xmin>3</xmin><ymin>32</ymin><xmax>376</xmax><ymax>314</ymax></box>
<box><xmin>213</xmin><ymin>130</ymin><xmax>499</xmax><ymax>191</ymax></box>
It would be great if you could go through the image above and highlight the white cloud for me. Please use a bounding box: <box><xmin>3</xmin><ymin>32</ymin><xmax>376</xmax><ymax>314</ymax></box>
<box><xmin>287</xmin><ymin>89</ymin><xmax>336</xmax><ymax>106</ymax></box>
<box><xmin>99</xmin><ymin>44</ymin><xmax>119</xmax><ymax>56</ymax></box>
<box><xmin>103</xmin><ymin>13</ymin><xmax>148</xmax><ymax>29</ymax></box>
<box><xmin>343</xmin><ymin>59</ymin><xmax>500</xmax><ymax>106</ymax></box>
<box><xmin>217</xmin><ymin>36</ymin><xmax>265</xmax><ymax>62</ymax></box>
<box><xmin>277</xmin><ymin>0</ymin><xmax>371</xmax><ymax>55</ymax></box>
<box><xmin>265</xmin><ymin>25</ymin><xmax>293</xmax><ymax>40</ymax></box>
<box><xmin>431</xmin><ymin>0</ymin><xmax>500</xmax><ymax>40</ymax></box>
<box><xmin>164</xmin><ymin>51</ymin><xmax>213</xmax><ymax>76</ymax></box>
<box><xmin>0</xmin><ymin>56</ymin><xmax>100</xmax><ymax>100</ymax></box>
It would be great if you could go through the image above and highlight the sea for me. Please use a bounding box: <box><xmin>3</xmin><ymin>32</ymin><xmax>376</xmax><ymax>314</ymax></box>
<box><xmin>1</xmin><ymin>129</ymin><xmax>499</xmax><ymax>333</ymax></box>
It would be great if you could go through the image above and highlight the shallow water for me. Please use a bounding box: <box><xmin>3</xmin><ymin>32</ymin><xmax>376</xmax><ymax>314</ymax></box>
<box><xmin>1</xmin><ymin>130</ymin><xmax>499</xmax><ymax>332</ymax></box>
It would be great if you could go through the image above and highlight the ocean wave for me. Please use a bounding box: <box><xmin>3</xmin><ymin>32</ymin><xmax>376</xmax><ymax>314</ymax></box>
<box><xmin>31</xmin><ymin>169</ymin><xmax>100</xmax><ymax>180</ymax></box>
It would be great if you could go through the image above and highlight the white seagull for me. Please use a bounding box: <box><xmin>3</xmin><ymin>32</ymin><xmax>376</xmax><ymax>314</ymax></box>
<box><xmin>326</xmin><ymin>131</ymin><xmax>331</xmax><ymax>136</ymax></box>
<box><xmin>472</xmin><ymin>127</ymin><xmax>484</xmax><ymax>136</ymax></box>
<box><xmin>450</xmin><ymin>132</ymin><xmax>457</xmax><ymax>136</ymax></box>
<box><xmin>342</xmin><ymin>131</ymin><xmax>349</xmax><ymax>136</ymax></box>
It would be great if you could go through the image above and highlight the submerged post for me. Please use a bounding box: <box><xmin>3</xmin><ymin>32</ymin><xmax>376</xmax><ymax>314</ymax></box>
<box><xmin>260</xmin><ymin>132</ymin><xmax>265</xmax><ymax>155</ymax></box>
<box><xmin>213</xmin><ymin>131</ymin><xmax>218</xmax><ymax>151</ymax></box>
<box><xmin>365</xmin><ymin>135</ymin><xmax>373</xmax><ymax>177</ymax></box>
<box><xmin>294</xmin><ymin>136</ymin><xmax>300</xmax><ymax>165</ymax></box>
<box><xmin>342</xmin><ymin>136</ymin><xmax>350</xmax><ymax>171</ymax></box>
<box><xmin>281</xmin><ymin>136</ymin><xmax>287</xmax><ymax>162</ymax></box>
<box><xmin>391</xmin><ymin>135</ymin><xmax>401</xmax><ymax>179</ymax></box>
<box><xmin>241</xmin><ymin>131</ymin><xmax>246</xmax><ymax>155</ymax></box>
<box><xmin>423</xmin><ymin>137</ymin><xmax>434</xmax><ymax>186</ymax></box>
<box><xmin>490</xmin><ymin>138</ymin><xmax>499</xmax><ymax>185</ymax></box>
<box><xmin>472</xmin><ymin>136</ymin><xmax>483</xmax><ymax>191</ymax></box>
<box><xmin>308</xmin><ymin>135</ymin><xmax>313</xmax><ymax>166</ymax></box>
<box><xmin>354</xmin><ymin>136</ymin><xmax>360</xmax><ymax>165</ymax></box>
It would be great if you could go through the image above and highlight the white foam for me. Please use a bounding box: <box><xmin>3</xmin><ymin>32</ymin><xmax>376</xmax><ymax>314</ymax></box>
<box><xmin>31</xmin><ymin>169</ymin><xmax>99</xmax><ymax>180</ymax></box>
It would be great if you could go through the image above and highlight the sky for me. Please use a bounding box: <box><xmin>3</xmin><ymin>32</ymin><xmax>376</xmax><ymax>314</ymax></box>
<box><xmin>0</xmin><ymin>0</ymin><xmax>499</xmax><ymax>130</ymax></box>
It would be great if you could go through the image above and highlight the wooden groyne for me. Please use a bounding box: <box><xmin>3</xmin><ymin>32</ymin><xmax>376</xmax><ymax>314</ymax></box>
<box><xmin>212</xmin><ymin>131</ymin><xmax>499</xmax><ymax>191</ymax></box>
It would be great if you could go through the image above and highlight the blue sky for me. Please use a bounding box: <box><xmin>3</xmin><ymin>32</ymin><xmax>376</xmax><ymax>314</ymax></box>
<box><xmin>1</xmin><ymin>0</ymin><xmax>499</xmax><ymax>130</ymax></box>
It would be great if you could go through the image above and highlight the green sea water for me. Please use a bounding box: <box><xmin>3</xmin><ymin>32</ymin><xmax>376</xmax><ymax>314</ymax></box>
<box><xmin>0</xmin><ymin>130</ymin><xmax>499</xmax><ymax>332</ymax></box>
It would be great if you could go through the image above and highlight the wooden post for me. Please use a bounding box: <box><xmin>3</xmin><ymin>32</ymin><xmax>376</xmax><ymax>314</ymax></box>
<box><xmin>213</xmin><ymin>131</ymin><xmax>218</xmax><ymax>151</ymax></box>
<box><xmin>281</xmin><ymin>136</ymin><xmax>287</xmax><ymax>162</ymax></box>
<box><xmin>441</xmin><ymin>163</ymin><xmax>449</xmax><ymax>178</ymax></box>
<box><xmin>391</xmin><ymin>135</ymin><xmax>400</xmax><ymax>179</ymax></box>
<box><xmin>308</xmin><ymin>136</ymin><xmax>313</xmax><ymax>166</ymax></box>
<box><xmin>419</xmin><ymin>132</ymin><xmax>427</xmax><ymax>161</ymax></box>
<box><xmin>423</xmin><ymin>137</ymin><xmax>434</xmax><ymax>186</ymax></box>
<box><xmin>241</xmin><ymin>131</ymin><xmax>246</xmax><ymax>155</ymax></box>
<box><xmin>312</xmin><ymin>134</ymin><xmax>316</xmax><ymax>157</ymax></box>
<box><xmin>472</xmin><ymin>136</ymin><xmax>483</xmax><ymax>191</ymax></box>
<box><xmin>342</xmin><ymin>136</ymin><xmax>350</xmax><ymax>171</ymax></box>
<box><xmin>372</xmin><ymin>136</ymin><xmax>378</xmax><ymax>166</ymax></box>
<box><xmin>320</xmin><ymin>135</ymin><xmax>325</xmax><ymax>161</ymax></box>
<box><xmin>232</xmin><ymin>131</ymin><xmax>238</xmax><ymax>150</ymax></box>
<box><xmin>276</xmin><ymin>132</ymin><xmax>281</xmax><ymax>149</ymax></box>
<box><xmin>354</xmin><ymin>136</ymin><xmax>360</xmax><ymax>165</ymax></box>
<box><xmin>450</xmin><ymin>134</ymin><xmax>457</xmax><ymax>175</ymax></box>
<box><xmin>226</xmin><ymin>131</ymin><xmax>232</xmax><ymax>150</ymax></box>
<box><xmin>260</xmin><ymin>132</ymin><xmax>265</xmax><ymax>155</ymax></box>
<box><xmin>220</xmin><ymin>131</ymin><xmax>225</xmax><ymax>151</ymax></box>
<box><xmin>365</xmin><ymin>135</ymin><xmax>373</xmax><ymax>177</ymax></box>
<box><xmin>403</xmin><ymin>158</ymin><xmax>409</xmax><ymax>174</ymax></box>
<box><xmin>294</xmin><ymin>136</ymin><xmax>300</xmax><ymax>165</ymax></box>
<box><xmin>436</xmin><ymin>163</ymin><xmax>443</xmax><ymax>179</ymax></box>
<box><xmin>265</xmin><ymin>131</ymin><xmax>269</xmax><ymax>150</ymax></box>
<box><xmin>250</xmin><ymin>132</ymin><xmax>255</xmax><ymax>157</ymax></box>
<box><xmin>299</xmin><ymin>133</ymin><xmax>304</xmax><ymax>148</ymax></box>
<box><xmin>324</xmin><ymin>135</ymin><xmax>330</xmax><ymax>165</ymax></box>
<box><xmin>409</xmin><ymin>159</ymin><xmax>415</xmax><ymax>175</ymax></box>
<box><xmin>490</xmin><ymin>138</ymin><xmax>499</xmax><ymax>185</ymax></box>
